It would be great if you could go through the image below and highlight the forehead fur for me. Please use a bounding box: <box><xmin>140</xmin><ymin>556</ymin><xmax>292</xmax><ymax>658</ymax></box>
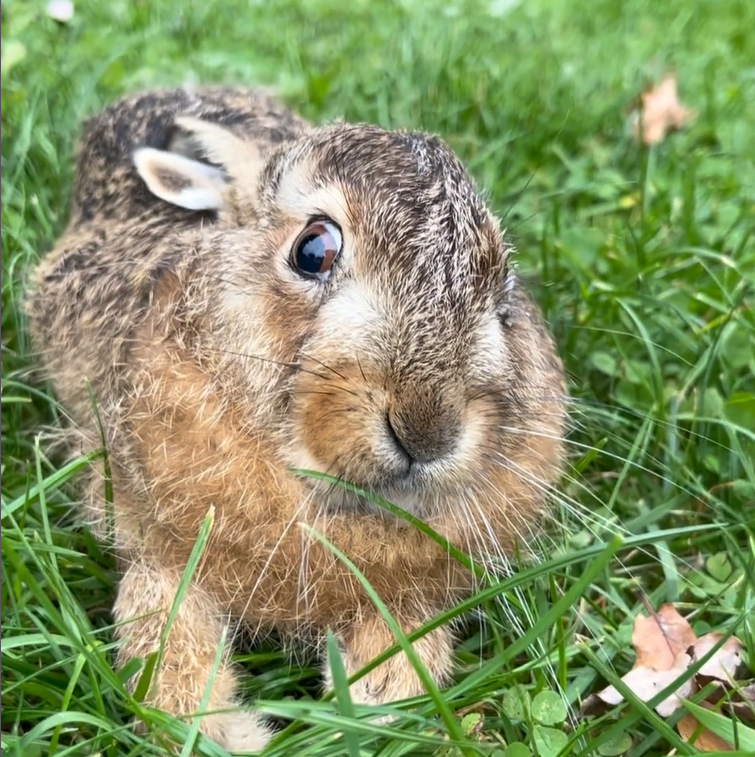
<box><xmin>269</xmin><ymin>123</ymin><xmax>508</xmax><ymax>309</ymax></box>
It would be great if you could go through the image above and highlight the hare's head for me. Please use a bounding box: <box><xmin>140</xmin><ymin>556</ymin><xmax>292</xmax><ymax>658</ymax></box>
<box><xmin>135</xmin><ymin>116</ymin><xmax>566</xmax><ymax>549</ymax></box>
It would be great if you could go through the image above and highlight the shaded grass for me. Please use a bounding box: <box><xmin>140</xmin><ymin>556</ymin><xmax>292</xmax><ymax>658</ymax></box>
<box><xmin>2</xmin><ymin>0</ymin><xmax>754</xmax><ymax>755</ymax></box>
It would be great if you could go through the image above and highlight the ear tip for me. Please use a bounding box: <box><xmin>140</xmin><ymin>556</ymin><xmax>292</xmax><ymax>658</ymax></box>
<box><xmin>173</xmin><ymin>115</ymin><xmax>200</xmax><ymax>130</ymax></box>
<box><xmin>173</xmin><ymin>115</ymin><xmax>219</xmax><ymax>138</ymax></box>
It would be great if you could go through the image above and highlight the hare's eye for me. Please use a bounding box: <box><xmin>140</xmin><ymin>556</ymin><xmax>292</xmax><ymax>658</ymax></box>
<box><xmin>291</xmin><ymin>220</ymin><xmax>342</xmax><ymax>280</ymax></box>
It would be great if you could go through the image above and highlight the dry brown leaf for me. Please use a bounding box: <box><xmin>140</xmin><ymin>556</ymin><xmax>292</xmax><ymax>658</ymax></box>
<box><xmin>691</xmin><ymin>633</ymin><xmax>743</xmax><ymax>681</ymax></box>
<box><xmin>632</xmin><ymin>603</ymin><xmax>697</xmax><ymax>670</ymax></box>
<box><xmin>739</xmin><ymin>682</ymin><xmax>755</xmax><ymax>704</ymax></box>
<box><xmin>631</xmin><ymin>74</ymin><xmax>695</xmax><ymax>145</ymax></box>
<box><xmin>731</xmin><ymin>682</ymin><xmax>755</xmax><ymax>723</ymax></box>
<box><xmin>703</xmin><ymin>680</ymin><xmax>755</xmax><ymax>726</ymax></box>
<box><xmin>677</xmin><ymin>711</ymin><xmax>734</xmax><ymax>752</ymax></box>
<box><xmin>596</xmin><ymin>652</ymin><xmax>695</xmax><ymax>716</ymax></box>
<box><xmin>591</xmin><ymin>605</ymin><xmax>699</xmax><ymax>714</ymax></box>
<box><xmin>582</xmin><ymin>602</ymin><xmax>749</xmax><ymax>753</ymax></box>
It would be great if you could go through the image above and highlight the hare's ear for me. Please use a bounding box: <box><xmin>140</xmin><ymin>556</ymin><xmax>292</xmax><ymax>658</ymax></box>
<box><xmin>173</xmin><ymin>116</ymin><xmax>263</xmax><ymax>177</ymax></box>
<box><xmin>172</xmin><ymin>116</ymin><xmax>265</xmax><ymax>200</ymax></box>
<box><xmin>134</xmin><ymin>147</ymin><xmax>228</xmax><ymax>210</ymax></box>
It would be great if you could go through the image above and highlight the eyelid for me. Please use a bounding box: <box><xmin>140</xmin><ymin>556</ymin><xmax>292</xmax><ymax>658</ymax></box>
<box><xmin>306</xmin><ymin>210</ymin><xmax>335</xmax><ymax>224</ymax></box>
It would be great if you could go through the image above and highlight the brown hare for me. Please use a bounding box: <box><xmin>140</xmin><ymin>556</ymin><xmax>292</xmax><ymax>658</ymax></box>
<box><xmin>26</xmin><ymin>85</ymin><xmax>566</xmax><ymax>752</ymax></box>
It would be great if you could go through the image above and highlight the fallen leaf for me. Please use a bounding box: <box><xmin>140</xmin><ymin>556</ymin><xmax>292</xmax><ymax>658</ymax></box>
<box><xmin>632</xmin><ymin>603</ymin><xmax>696</xmax><ymax>670</ymax></box>
<box><xmin>677</xmin><ymin>712</ymin><xmax>734</xmax><ymax>752</ymax></box>
<box><xmin>581</xmin><ymin>601</ymin><xmax>749</xmax><ymax>753</ymax></box>
<box><xmin>691</xmin><ymin>633</ymin><xmax>743</xmax><ymax>681</ymax></box>
<box><xmin>702</xmin><ymin>680</ymin><xmax>755</xmax><ymax>726</ymax></box>
<box><xmin>679</xmin><ymin>699</ymin><xmax>755</xmax><ymax>751</ymax></box>
<box><xmin>731</xmin><ymin>682</ymin><xmax>755</xmax><ymax>724</ymax></box>
<box><xmin>631</xmin><ymin>74</ymin><xmax>695</xmax><ymax>145</ymax></box>
<box><xmin>595</xmin><ymin>652</ymin><xmax>696</xmax><ymax>716</ymax></box>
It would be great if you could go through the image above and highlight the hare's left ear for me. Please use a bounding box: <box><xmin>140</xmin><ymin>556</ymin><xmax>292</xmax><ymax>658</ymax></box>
<box><xmin>133</xmin><ymin>147</ymin><xmax>228</xmax><ymax>210</ymax></box>
<box><xmin>134</xmin><ymin>116</ymin><xmax>264</xmax><ymax>210</ymax></box>
<box><xmin>172</xmin><ymin>116</ymin><xmax>263</xmax><ymax>178</ymax></box>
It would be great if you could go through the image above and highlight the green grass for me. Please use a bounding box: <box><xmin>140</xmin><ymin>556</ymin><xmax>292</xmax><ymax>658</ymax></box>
<box><xmin>2</xmin><ymin>0</ymin><xmax>754</xmax><ymax>755</ymax></box>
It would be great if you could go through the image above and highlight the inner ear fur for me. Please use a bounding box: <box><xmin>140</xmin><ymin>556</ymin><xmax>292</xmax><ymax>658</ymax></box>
<box><xmin>133</xmin><ymin>147</ymin><xmax>228</xmax><ymax>211</ymax></box>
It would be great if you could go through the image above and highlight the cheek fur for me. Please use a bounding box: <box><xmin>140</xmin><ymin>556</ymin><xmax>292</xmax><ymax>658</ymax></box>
<box><xmin>288</xmin><ymin>359</ymin><xmax>391</xmax><ymax>481</ymax></box>
<box><xmin>473</xmin><ymin>316</ymin><xmax>511</xmax><ymax>382</ymax></box>
<box><xmin>284</xmin><ymin>285</ymin><xmax>389</xmax><ymax>479</ymax></box>
<box><xmin>474</xmin><ymin>412</ymin><xmax>565</xmax><ymax>550</ymax></box>
<box><xmin>315</xmin><ymin>283</ymin><xmax>382</xmax><ymax>358</ymax></box>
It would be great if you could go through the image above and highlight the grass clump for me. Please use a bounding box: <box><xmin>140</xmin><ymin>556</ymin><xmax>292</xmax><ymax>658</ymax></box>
<box><xmin>2</xmin><ymin>0</ymin><xmax>753</xmax><ymax>755</ymax></box>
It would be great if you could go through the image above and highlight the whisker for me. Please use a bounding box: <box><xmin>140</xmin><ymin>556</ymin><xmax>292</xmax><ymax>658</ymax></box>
<box><xmin>299</xmin><ymin>351</ymin><xmax>351</xmax><ymax>384</ymax></box>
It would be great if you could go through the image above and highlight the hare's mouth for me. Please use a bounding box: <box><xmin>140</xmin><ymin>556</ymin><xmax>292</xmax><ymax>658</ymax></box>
<box><xmin>287</xmin><ymin>439</ymin><xmax>463</xmax><ymax>519</ymax></box>
<box><xmin>297</xmin><ymin>467</ymin><xmax>434</xmax><ymax>519</ymax></box>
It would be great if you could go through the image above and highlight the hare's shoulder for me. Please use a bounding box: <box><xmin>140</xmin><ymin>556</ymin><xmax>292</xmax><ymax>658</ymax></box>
<box><xmin>28</xmin><ymin>221</ymin><xmax>199</xmax><ymax>361</ymax></box>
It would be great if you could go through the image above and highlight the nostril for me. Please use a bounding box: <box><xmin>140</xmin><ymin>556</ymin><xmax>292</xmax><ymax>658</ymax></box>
<box><xmin>385</xmin><ymin>410</ymin><xmax>413</xmax><ymax>462</ymax></box>
<box><xmin>386</xmin><ymin>407</ymin><xmax>459</xmax><ymax>465</ymax></box>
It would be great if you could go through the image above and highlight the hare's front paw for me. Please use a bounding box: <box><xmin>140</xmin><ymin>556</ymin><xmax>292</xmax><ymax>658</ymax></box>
<box><xmin>203</xmin><ymin>710</ymin><xmax>272</xmax><ymax>754</ymax></box>
<box><xmin>114</xmin><ymin>558</ymin><xmax>272</xmax><ymax>753</ymax></box>
<box><xmin>326</xmin><ymin>616</ymin><xmax>454</xmax><ymax>707</ymax></box>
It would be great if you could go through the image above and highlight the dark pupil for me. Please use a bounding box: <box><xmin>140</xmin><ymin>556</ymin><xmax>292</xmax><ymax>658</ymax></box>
<box><xmin>296</xmin><ymin>229</ymin><xmax>333</xmax><ymax>275</ymax></box>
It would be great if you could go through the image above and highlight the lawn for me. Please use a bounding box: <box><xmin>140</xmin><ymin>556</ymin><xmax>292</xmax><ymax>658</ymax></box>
<box><xmin>1</xmin><ymin>0</ymin><xmax>754</xmax><ymax>755</ymax></box>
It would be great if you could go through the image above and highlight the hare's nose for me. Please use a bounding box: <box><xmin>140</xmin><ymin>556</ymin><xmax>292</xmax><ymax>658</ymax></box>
<box><xmin>386</xmin><ymin>405</ymin><xmax>460</xmax><ymax>465</ymax></box>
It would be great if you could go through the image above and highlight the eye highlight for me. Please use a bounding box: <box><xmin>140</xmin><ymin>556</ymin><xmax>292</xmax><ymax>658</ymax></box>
<box><xmin>290</xmin><ymin>220</ymin><xmax>342</xmax><ymax>280</ymax></box>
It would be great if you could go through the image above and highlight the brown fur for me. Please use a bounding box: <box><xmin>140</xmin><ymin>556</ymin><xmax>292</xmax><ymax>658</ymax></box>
<box><xmin>26</xmin><ymin>85</ymin><xmax>567</xmax><ymax>752</ymax></box>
